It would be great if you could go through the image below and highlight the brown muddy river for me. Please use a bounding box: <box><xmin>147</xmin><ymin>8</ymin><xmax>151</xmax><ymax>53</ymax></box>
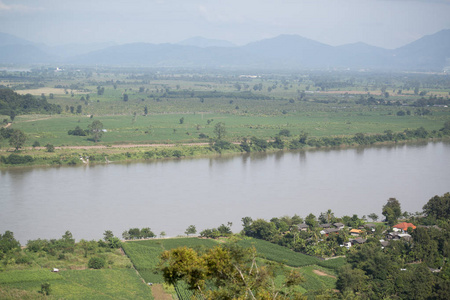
<box><xmin>1</xmin><ymin>141</ymin><xmax>449</xmax><ymax>244</ymax></box>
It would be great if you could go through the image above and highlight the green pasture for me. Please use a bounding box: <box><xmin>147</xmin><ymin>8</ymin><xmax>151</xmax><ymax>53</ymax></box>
<box><xmin>237</xmin><ymin>238</ymin><xmax>320</xmax><ymax>267</ymax></box>
<box><xmin>1</xmin><ymin>269</ymin><xmax>152</xmax><ymax>299</ymax></box>
<box><xmin>5</xmin><ymin>106</ymin><xmax>448</xmax><ymax>148</ymax></box>
<box><xmin>122</xmin><ymin>238</ymin><xmax>219</xmax><ymax>283</ymax></box>
<box><xmin>3</xmin><ymin>72</ymin><xmax>449</xmax><ymax>148</ymax></box>
<box><xmin>297</xmin><ymin>265</ymin><xmax>337</xmax><ymax>291</ymax></box>
<box><xmin>317</xmin><ymin>257</ymin><xmax>348</xmax><ymax>270</ymax></box>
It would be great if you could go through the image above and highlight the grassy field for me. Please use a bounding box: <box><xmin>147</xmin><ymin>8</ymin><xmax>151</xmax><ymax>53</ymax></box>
<box><xmin>237</xmin><ymin>238</ymin><xmax>320</xmax><ymax>267</ymax></box>
<box><xmin>3</xmin><ymin>107</ymin><xmax>448</xmax><ymax>150</ymax></box>
<box><xmin>122</xmin><ymin>237</ymin><xmax>219</xmax><ymax>283</ymax></box>
<box><xmin>0</xmin><ymin>237</ymin><xmax>153</xmax><ymax>299</ymax></box>
<box><xmin>318</xmin><ymin>257</ymin><xmax>348</xmax><ymax>270</ymax></box>
<box><xmin>122</xmin><ymin>236</ymin><xmax>338</xmax><ymax>296</ymax></box>
<box><xmin>1</xmin><ymin>269</ymin><xmax>152</xmax><ymax>299</ymax></box>
<box><xmin>2</xmin><ymin>71</ymin><xmax>449</xmax><ymax>150</ymax></box>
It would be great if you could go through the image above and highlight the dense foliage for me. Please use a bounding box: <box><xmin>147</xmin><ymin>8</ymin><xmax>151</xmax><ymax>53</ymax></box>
<box><xmin>158</xmin><ymin>242</ymin><xmax>306</xmax><ymax>299</ymax></box>
<box><xmin>0</xmin><ymin>88</ymin><xmax>61</xmax><ymax>116</ymax></box>
<box><xmin>336</xmin><ymin>193</ymin><xmax>450</xmax><ymax>299</ymax></box>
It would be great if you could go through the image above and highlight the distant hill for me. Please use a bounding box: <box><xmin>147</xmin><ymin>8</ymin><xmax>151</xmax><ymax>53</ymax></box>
<box><xmin>242</xmin><ymin>34</ymin><xmax>335</xmax><ymax>68</ymax></box>
<box><xmin>0</xmin><ymin>30</ymin><xmax>449</xmax><ymax>71</ymax></box>
<box><xmin>0</xmin><ymin>32</ymin><xmax>34</xmax><ymax>47</ymax></box>
<box><xmin>393</xmin><ymin>29</ymin><xmax>450</xmax><ymax>71</ymax></box>
<box><xmin>42</xmin><ymin>41</ymin><xmax>118</xmax><ymax>59</ymax></box>
<box><xmin>0</xmin><ymin>44</ymin><xmax>55</xmax><ymax>64</ymax></box>
<box><xmin>177</xmin><ymin>36</ymin><xmax>236</xmax><ymax>48</ymax></box>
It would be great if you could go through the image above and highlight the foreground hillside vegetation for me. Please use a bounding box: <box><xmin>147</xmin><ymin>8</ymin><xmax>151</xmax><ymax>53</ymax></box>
<box><xmin>1</xmin><ymin>193</ymin><xmax>448</xmax><ymax>299</ymax></box>
<box><xmin>0</xmin><ymin>68</ymin><xmax>449</xmax><ymax>167</ymax></box>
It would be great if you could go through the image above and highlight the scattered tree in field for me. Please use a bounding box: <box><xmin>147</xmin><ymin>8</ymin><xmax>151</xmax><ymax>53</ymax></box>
<box><xmin>140</xmin><ymin>227</ymin><xmax>156</xmax><ymax>238</ymax></box>
<box><xmin>97</xmin><ymin>86</ymin><xmax>105</xmax><ymax>95</ymax></box>
<box><xmin>144</xmin><ymin>105</ymin><xmax>148</xmax><ymax>115</ymax></box>
<box><xmin>160</xmin><ymin>231</ymin><xmax>166</xmax><ymax>238</ymax></box>
<box><xmin>88</xmin><ymin>120</ymin><xmax>103</xmax><ymax>142</ymax></box>
<box><xmin>368</xmin><ymin>213</ymin><xmax>379</xmax><ymax>222</ymax></box>
<box><xmin>103</xmin><ymin>230</ymin><xmax>114</xmax><ymax>241</ymax></box>
<box><xmin>0</xmin><ymin>231</ymin><xmax>21</xmax><ymax>260</ymax></box>
<box><xmin>88</xmin><ymin>257</ymin><xmax>105</xmax><ymax>269</ymax></box>
<box><xmin>79</xmin><ymin>239</ymin><xmax>97</xmax><ymax>258</ymax></box>
<box><xmin>278</xmin><ymin>129</ymin><xmax>291</xmax><ymax>137</ymax></box>
<box><xmin>76</xmin><ymin>105</ymin><xmax>82</xmax><ymax>114</ymax></box>
<box><xmin>122</xmin><ymin>231</ymin><xmax>130</xmax><ymax>240</ymax></box>
<box><xmin>123</xmin><ymin>93</ymin><xmax>129</xmax><ymax>102</ymax></box>
<box><xmin>32</xmin><ymin>141</ymin><xmax>40</xmax><ymax>148</ymax></box>
<box><xmin>40</xmin><ymin>282</ymin><xmax>51</xmax><ymax>295</ymax></box>
<box><xmin>213</xmin><ymin>122</ymin><xmax>226</xmax><ymax>140</ymax></box>
<box><xmin>185</xmin><ymin>225</ymin><xmax>197</xmax><ymax>236</ymax></box>
<box><xmin>68</xmin><ymin>126</ymin><xmax>88</xmax><ymax>136</ymax></box>
<box><xmin>45</xmin><ymin>144</ymin><xmax>55</xmax><ymax>152</ymax></box>
<box><xmin>9</xmin><ymin>129</ymin><xmax>27</xmax><ymax>151</ymax></box>
<box><xmin>179</xmin><ymin>117</ymin><xmax>184</xmax><ymax>124</ymax></box>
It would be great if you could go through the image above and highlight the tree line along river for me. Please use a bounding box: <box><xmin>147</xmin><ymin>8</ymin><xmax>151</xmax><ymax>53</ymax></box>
<box><xmin>1</xmin><ymin>141</ymin><xmax>449</xmax><ymax>244</ymax></box>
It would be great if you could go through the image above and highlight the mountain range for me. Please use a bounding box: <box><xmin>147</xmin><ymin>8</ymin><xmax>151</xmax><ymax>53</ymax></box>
<box><xmin>0</xmin><ymin>31</ymin><xmax>449</xmax><ymax>71</ymax></box>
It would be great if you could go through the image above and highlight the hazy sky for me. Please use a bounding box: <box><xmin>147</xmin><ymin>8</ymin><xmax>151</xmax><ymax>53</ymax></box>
<box><xmin>1</xmin><ymin>0</ymin><xmax>449</xmax><ymax>49</ymax></box>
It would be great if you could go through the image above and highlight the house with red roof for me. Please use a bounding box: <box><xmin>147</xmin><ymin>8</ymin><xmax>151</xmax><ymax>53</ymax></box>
<box><xmin>393</xmin><ymin>222</ymin><xmax>416</xmax><ymax>233</ymax></box>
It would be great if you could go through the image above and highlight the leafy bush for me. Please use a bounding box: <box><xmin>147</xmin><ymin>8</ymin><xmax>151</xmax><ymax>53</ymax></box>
<box><xmin>68</xmin><ymin>126</ymin><xmax>88</xmax><ymax>136</ymax></box>
<box><xmin>40</xmin><ymin>282</ymin><xmax>51</xmax><ymax>295</ymax></box>
<box><xmin>1</xmin><ymin>154</ymin><xmax>34</xmax><ymax>165</ymax></box>
<box><xmin>45</xmin><ymin>144</ymin><xmax>55</xmax><ymax>152</ymax></box>
<box><xmin>88</xmin><ymin>257</ymin><xmax>106</xmax><ymax>269</ymax></box>
<box><xmin>279</xmin><ymin>129</ymin><xmax>291</xmax><ymax>137</ymax></box>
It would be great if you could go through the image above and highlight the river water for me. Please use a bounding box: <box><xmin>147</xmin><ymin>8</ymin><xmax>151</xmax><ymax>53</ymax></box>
<box><xmin>1</xmin><ymin>141</ymin><xmax>449</xmax><ymax>244</ymax></box>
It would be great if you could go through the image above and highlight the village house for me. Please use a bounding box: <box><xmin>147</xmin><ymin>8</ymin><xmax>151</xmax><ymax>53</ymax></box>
<box><xmin>320</xmin><ymin>228</ymin><xmax>340</xmax><ymax>235</ymax></box>
<box><xmin>393</xmin><ymin>222</ymin><xmax>416</xmax><ymax>233</ymax></box>
<box><xmin>386</xmin><ymin>232</ymin><xmax>412</xmax><ymax>242</ymax></box>
<box><xmin>333</xmin><ymin>222</ymin><xmax>345</xmax><ymax>229</ymax></box>
<box><xmin>349</xmin><ymin>237</ymin><xmax>366</xmax><ymax>246</ymax></box>
<box><xmin>350</xmin><ymin>229</ymin><xmax>363</xmax><ymax>236</ymax></box>
<box><xmin>320</xmin><ymin>223</ymin><xmax>332</xmax><ymax>228</ymax></box>
<box><xmin>297</xmin><ymin>223</ymin><xmax>309</xmax><ymax>231</ymax></box>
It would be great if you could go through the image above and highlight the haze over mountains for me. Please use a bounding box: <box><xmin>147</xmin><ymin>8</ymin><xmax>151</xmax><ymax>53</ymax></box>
<box><xmin>0</xmin><ymin>30</ymin><xmax>449</xmax><ymax>71</ymax></box>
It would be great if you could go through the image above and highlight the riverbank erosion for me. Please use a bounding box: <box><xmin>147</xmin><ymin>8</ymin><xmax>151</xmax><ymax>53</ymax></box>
<box><xmin>1</xmin><ymin>125</ymin><xmax>450</xmax><ymax>168</ymax></box>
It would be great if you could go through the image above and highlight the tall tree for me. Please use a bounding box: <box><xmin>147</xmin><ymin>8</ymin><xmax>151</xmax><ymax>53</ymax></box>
<box><xmin>422</xmin><ymin>193</ymin><xmax>450</xmax><ymax>221</ymax></box>
<box><xmin>185</xmin><ymin>225</ymin><xmax>197</xmax><ymax>236</ymax></box>
<box><xmin>88</xmin><ymin>120</ymin><xmax>103</xmax><ymax>143</ymax></box>
<box><xmin>214</xmin><ymin>122</ymin><xmax>226</xmax><ymax>140</ymax></box>
<box><xmin>9</xmin><ymin>129</ymin><xmax>27</xmax><ymax>151</ymax></box>
<box><xmin>368</xmin><ymin>213</ymin><xmax>379</xmax><ymax>222</ymax></box>
<box><xmin>382</xmin><ymin>198</ymin><xmax>402</xmax><ymax>225</ymax></box>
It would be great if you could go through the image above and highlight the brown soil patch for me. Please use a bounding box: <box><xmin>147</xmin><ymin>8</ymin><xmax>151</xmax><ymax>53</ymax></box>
<box><xmin>313</xmin><ymin>269</ymin><xmax>336</xmax><ymax>279</ymax></box>
<box><xmin>15</xmin><ymin>87</ymin><xmax>84</xmax><ymax>96</ymax></box>
<box><xmin>151</xmin><ymin>284</ymin><xmax>173</xmax><ymax>300</ymax></box>
<box><xmin>319</xmin><ymin>90</ymin><xmax>382</xmax><ymax>95</ymax></box>
<box><xmin>68</xmin><ymin>265</ymin><xmax>87</xmax><ymax>270</ymax></box>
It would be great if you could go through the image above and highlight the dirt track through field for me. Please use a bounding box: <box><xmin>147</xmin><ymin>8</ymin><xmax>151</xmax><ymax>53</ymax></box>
<box><xmin>312</xmin><ymin>269</ymin><xmax>336</xmax><ymax>278</ymax></box>
<box><xmin>151</xmin><ymin>284</ymin><xmax>173</xmax><ymax>300</ymax></box>
<box><xmin>53</xmin><ymin>142</ymin><xmax>211</xmax><ymax>150</ymax></box>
